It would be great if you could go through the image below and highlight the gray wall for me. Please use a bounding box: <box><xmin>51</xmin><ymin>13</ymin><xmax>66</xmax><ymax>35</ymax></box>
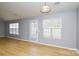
<box><xmin>39</xmin><ymin>10</ymin><xmax>77</xmax><ymax>49</ymax></box>
<box><xmin>5</xmin><ymin>9</ymin><xmax>77</xmax><ymax>49</ymax></box>
<box><xmin>5</xmin><ymin>19</ymin><xmax>29</xmax><ymax>40</ymax></box>
<box><xmin>0</xmin><ymin>19</ymin><xmax>4</xmax><ymax>37</ymax></box>
<box><xmin>77</xmin><ymin>7</ymin><xmax>79</xmax><ymax>50</ymax></box>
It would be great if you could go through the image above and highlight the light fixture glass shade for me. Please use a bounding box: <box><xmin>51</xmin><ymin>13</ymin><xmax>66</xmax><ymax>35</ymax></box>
<box><xmin>40</xmin><ymin>5</ymin><xmax>50</xmax><ymax>13</ymax></box>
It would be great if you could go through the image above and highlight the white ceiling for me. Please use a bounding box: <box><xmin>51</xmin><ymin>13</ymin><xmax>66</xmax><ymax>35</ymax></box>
<box><xmin>0</xmin><ymin>2</ymin><xmax>79</xmax><ymax>20</ymax></box>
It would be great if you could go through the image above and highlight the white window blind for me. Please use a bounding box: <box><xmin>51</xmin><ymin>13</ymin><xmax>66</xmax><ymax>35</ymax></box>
<box><xmin>9</xmin><ymin>23</ymin><xmax>19</xmax><ymax>35</ymax></box>
<box><xmin>43</xmin><ymin>17</ymin><xmax>62</xmax><ymax>39</ymax></box>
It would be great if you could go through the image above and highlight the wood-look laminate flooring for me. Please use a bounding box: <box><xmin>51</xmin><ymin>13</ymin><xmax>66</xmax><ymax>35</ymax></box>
<box><xmin>0</xmin><ymin>37</ymin><xmax>79</xmax><ymax>56</ymax></box>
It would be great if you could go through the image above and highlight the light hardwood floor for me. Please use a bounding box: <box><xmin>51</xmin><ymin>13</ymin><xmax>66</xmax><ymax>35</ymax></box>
<box><xmin>0</xmin><ymin>37</ymin><xmax>79</xmax><ymax>56</ymax></box>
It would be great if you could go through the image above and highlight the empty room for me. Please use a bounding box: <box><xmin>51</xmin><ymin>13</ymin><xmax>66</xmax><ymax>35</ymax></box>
<box><xmin>0</xmin><ymin>2</ymin><xmax>79</xmax><ymax>56</ymax></box>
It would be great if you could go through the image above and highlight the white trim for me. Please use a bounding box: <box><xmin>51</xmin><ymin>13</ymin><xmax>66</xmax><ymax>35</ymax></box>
<box><xmin>7</xmin><ymin>36</ymin><xmax>79</xmax><ymax>53</ymax></box>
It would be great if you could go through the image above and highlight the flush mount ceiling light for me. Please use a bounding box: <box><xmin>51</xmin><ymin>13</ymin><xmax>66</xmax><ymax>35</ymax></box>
<box><xmin>40</xmin><ymin>2</ymin><xmax>60</xmax><ymax>13</ymax></box>
<box><xmin>40</xmin><ymin>3</ymin><xmax>50</xmax><ymax>13</ymax></box>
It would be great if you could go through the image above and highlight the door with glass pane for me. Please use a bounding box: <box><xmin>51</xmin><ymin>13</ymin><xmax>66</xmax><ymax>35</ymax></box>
<box><xmin>30</xmin><ymin>20</ymin><xmax>38</xmax><ymax>41</ymax></box>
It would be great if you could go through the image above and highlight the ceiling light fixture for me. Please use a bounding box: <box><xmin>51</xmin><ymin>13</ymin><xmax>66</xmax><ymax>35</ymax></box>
<box><xmin>40</xmin><ymin>2</ymin><xmax>60</xmax><ymax>13</ymax></box>
<box><xmin>40</xmin><ymin>2</ymin><xmax>51</xmax><ymax>13</ymax></box>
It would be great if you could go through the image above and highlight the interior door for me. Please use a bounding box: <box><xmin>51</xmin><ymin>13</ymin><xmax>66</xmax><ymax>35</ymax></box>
<box><xmin>30</xmin><ymin>20</ymin><xmax>39</xmax><ymax>41</ymax></box>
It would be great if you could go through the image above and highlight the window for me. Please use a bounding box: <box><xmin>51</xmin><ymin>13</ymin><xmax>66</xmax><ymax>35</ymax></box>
<box><xmin>43</xmin><ymin>28</ymin><xmax>51</xmax><ymax>38</ymax></box>
<box><xmin>43</xmin><ymin>17</ymin><xmax>62</xmax><ymax>39</ymax></box>
<box><xmin>9</xmin><ymin>23</ymin><xmax>19</xmax><ymax>35</ymax></box>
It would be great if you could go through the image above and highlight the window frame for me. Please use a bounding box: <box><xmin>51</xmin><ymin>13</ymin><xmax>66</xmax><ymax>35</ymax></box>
<box><xmin>43</xmin><ymin>18</ymin><xmax>62</xmax><ymax>39</ymax></box>
<box><xmin>9</xmin><ymin>23</ymin><xmax>19</xmax><ymax>35</ymax></box>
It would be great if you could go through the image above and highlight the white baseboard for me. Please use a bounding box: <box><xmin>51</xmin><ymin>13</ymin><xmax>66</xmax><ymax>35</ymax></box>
<box><xmin>0</xmin><ymin>36</ymin><xmax>5</xmax><ymax>37</ymax></box>
<box><xmin>6</xmin><ymin>36</ymin><xmax>79</xmax><ymax>53</ymax></box>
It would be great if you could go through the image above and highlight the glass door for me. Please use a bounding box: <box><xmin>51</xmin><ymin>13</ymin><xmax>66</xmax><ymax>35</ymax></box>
<box><xmin>30</xmin><ymin>20</ymin><xmax>38</xmax><ymax>41</ymax></box>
